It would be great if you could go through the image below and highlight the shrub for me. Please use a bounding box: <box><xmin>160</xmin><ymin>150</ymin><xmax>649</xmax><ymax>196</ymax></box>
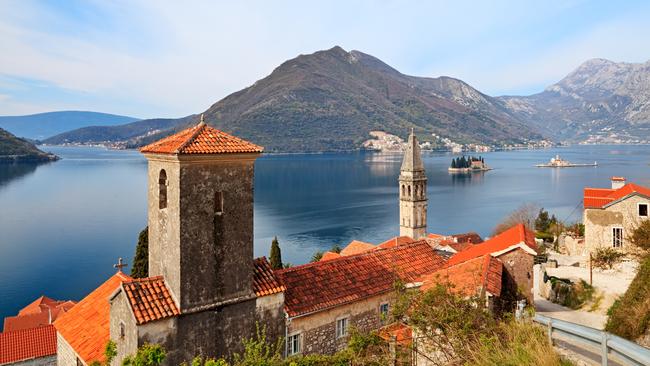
<box><xmin>550</xmin><ymin>279</ymin><xmax>594</xmax><ymax>309</ymax></box>
<box><xmin>122</xmin><ymin>343</ymin><xmax>166</xmax><ymax>366</ymax></box>
<box><xmin>592</xmin><ymin>247</ymin><xmax>625</xmax><ymax>270</ymax></box>
<box><xmin>628</xmin><ymin>220</ymin><xmax>650</xmax><ymax>255</ymax></box>
<box><xmin>606</xmin><ymin>255</ymin><xmax>650</xmax><ymax>340</ymax></box>
<box><xmin>493</xmin><ymin>203</ymin><xmax>539</xmax><ymax>235</ymax></box>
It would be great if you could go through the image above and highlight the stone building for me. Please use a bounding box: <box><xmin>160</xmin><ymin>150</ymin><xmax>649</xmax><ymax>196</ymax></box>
<box><xmin>583</xmin><ymin>177</ymin><xmax>650</xmax><ymax>254</ymax></box>
<box><xmin>53</xmin><ymin>120</ymin><xmax>285</xmax><ymax>365</ymax></box>
<box><xmin>399</xmin><ymin>130</ymin><xmax>428</xmax><ymax>239</ymax></box>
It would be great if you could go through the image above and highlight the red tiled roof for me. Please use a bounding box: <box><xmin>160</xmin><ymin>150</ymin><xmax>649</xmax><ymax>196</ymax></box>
<box><xmin>451</xmin><ymin>232</ymin><xmax>483</xmax><ymax>244</ymax></box>
<box><xmin>122</xmin><ymin>276</ymin><xmax>180</xmax><ymax>325</ymax></box>
<box><xmin>140</xmin><ymin>121</ymin><xmax>263</xmax><ymax>155</ymax></box>
<box><xmin>584</xmin><ymin>183</ymin><xmax>650</xmax><ymax>208</ymax></box>
<box><xmin>4</xmin><ymin>296</ymin><xmax>76</xmax><ymax>332</ymax></box>
<box><xmin>54</xmin><ymin>272</ymin><xmax>131</xmax><ymax>364</ymax></box>
<box><xmin>253</xmin><ymin>257</ymin><xmax>285</xmax><ymax>297</ymax></box>
<box><xmin>320</xmin><ymin>251</ymin><xmax>342</xmax><ymax>261</ymax></box>
<box><xmin>276</xmin><ymin>241</ymin><xmax>447</xmax><ymax>317</ymax></box>
<box><xmin>340</xmin><ymin>240</ymin><xmax>375</xmax><ymax>256</ymax></box>
<box><xmin>421</xmin><ymin>255</ymin><xmax>502</xmax><ymax>297</ymax></box>
<box><xmin>446</xmin><ymin>224</ymin><xmax>537</xmax><ymax>266</ymax></box>
<box><xmin>0</xmin><ymin>325</ymin><xmax>57</xmax><ymax>364</ymax></box>
<box><xmin>378</xmin><ymin>322</ymin><xmax>412</xmax><ymax>346</ymax></box>
<box><xmin>377</xmin><ymin>236</ymin><xmax>415</xmax><ymax>249</ymax></box>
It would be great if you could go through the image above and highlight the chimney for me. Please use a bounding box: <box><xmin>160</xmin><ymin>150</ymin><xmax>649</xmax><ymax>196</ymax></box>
<box><xmin>611</xmin><ymin>176</ymin><xmax>626</xmax><ymax>189</ymax></box>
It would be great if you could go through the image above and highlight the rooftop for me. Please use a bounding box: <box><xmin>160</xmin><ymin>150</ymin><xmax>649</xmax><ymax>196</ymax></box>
<box><xmin>140</xmin><ymin>119</ymin><xmax>263</xmax><ymax>155</ymax></box>
<box><xmin>121</xmin><ymin>276</ymin><xmax>180</xmax><ymax>325</ymax></box>
<box><xmin>4</xmin><ymin>296</ymin><xmax>75</xmax><ymax>332</ymax></box>
<box><xmin>276</xmin><ymin>240</ymin><xmax>447</xmax><ymax>317</ymax></box>
<box><xmin>584</xmin><ymin>182</ymin><xmax>650</xmax><ymax>209</ymax></box>
<box><xmin>253</xmin><ymin>257</ymin><xmax>286</xmax><ymax>297</ymax></box>
<box><xmin>0</xmin><ymin>325</ymin><xmax>57</xmax><ymax>365</ymax></box>
<box><xmin>421</xmin><ymin>255</ymin><xmax>503</xmax><ymax>297</ymax></box>
<box><xmin>446</xmin><ymin>224</ymin><xmax>537</xmax><ymax>266</ymax></box>
<box><xmin>54</xmin><ymin>272</ymin><xmax>131</xmax><ymax>364</ymax></box>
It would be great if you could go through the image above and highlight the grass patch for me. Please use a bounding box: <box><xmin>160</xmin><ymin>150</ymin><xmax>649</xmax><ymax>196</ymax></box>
<box><xmin>606</xmin><ymin>255</ymin><xmax>650</xmax><ymax>340</ymax></box>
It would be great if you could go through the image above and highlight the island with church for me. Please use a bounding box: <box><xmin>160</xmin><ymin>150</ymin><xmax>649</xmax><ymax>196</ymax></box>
<box><xmin>448</xmin><ymin>155</ymin><xmax>491</xmax><ymax>173</ymax></box>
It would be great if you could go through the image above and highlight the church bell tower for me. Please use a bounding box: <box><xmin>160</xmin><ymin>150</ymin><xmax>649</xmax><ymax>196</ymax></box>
<box><xmin>399</xmin><ymin>130</ymin><xmax>427</xmax><ymax>239</ymax></box>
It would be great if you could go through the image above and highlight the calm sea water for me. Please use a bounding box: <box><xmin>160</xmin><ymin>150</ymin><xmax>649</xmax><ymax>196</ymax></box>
<box><xmin>1</xmin><ymin>145</ymin><xmax>650</xmax><ymax>324</ymax></box>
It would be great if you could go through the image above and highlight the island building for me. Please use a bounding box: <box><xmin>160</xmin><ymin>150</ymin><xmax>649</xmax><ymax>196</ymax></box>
<box><xmin>6</xmin><ymin>123</ymin><xmax>537</xmax><ymax>364</ymax></box>
<box><xmin>583</xmin><ymin>176</ymin><xmax>650</xmax><ymax>254</ymax></box>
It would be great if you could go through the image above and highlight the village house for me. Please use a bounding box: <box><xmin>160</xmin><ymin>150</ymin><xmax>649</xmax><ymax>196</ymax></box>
<box><xmin>583</xmin><ymin>177</ymin><xmax>650</xmax><ymax>254</ymax></box>
<box><xmin>3</xmin><ymin>125</ymin><xmax>538</xmax><ymax>364</ymax></box>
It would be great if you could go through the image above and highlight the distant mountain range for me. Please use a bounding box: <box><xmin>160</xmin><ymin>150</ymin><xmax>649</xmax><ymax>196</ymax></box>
<box><xmin>500</xmin><ymin>58</ymin><xmax>650</xmax><ymax>143</ymax></box>
<box><xmin>20</xmin><ymin>48</ymin><xmax>650</xmax><ymax>151</ymax></box>
<box><xmin>0</xmin><ymin>128</ymin><xmax>58</xmax><ymax>163</ymax></box>
<box><xmin>0</xmin><ymin>111</ymin><xmax>139</xmax><ymax>140</ymax></box>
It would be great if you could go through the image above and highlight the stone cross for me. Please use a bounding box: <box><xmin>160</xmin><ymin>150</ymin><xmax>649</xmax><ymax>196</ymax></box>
<box><xmin>114</xmin><ymin>257</ymin><xmax>128</xmax><ymax>272</ymax></box>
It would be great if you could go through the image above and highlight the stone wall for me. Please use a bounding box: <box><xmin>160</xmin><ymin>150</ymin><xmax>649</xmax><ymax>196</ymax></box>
<box><xmin>497</xmin><ymin>248</ymin><xmax>534</xmax><ymax>305</ymax></box>
<box><xmin>10</xmin><ymin>355</ymin><xmax>56</xmax><ymax>366</ymax></box>
<box><xmin>56</xmin><ymin>333</ymin><xmax>81</xmax><ymax>366</ymax></box>
<box><xmin>109</xmin><ymin>290</ymin><xmax>138</xmax><ymax>365</ymax></box>
<box><xmin>288</xmin><ymin>293</ymin><xmax>392</xmax><ymax>355</ymax></box>
<box><xmin>256</xmin><ymin>293</ymin><xmax>285</xmax><ymax>344</ymax></box>
<box><xmin>584</xmin><ymin>194</ymin><xmax>650</xmax><ymax>254</ymax></box>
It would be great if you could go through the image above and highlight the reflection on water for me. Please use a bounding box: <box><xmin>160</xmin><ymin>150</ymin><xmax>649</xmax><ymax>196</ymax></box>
<box><xmin>1</xmin><ymin>145</ymin><xmax>650</xmax><ymax>326</ymax></box>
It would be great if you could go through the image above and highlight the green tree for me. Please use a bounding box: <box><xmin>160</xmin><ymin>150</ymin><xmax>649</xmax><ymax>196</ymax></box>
<box><xmin>269</xmin><ymin>236</ymin><xmax>283</xmax><ymax>270</ymax></box>
<box><xmin>330</xmin><ymin>245</ymin><xmax>342</xmax><ymax>254</ymax></box>
<box><xmin>122</xmin><ymin>343</ymin><xmax>166</xmax><ymax>366</ymax></box>
<box><xmin>131</xmin><ymin>227</ymin><xmax>149</xmax><ymax>278</ymax></box>
<box><xmin>535</xmin><ymin>209</ymin><xmax>551</xmax><ymax>233</ymax></box>
<box><xmin>629</xmin><ymin>220</ymin><xmax>650</xmax><ymax>254</ymax></box>
<box><xmin>310</xmin><ymin>251</ymin><xmax>324</xmax><ymax>262</ymax></box>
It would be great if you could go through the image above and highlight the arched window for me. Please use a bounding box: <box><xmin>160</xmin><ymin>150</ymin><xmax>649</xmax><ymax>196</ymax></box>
<box><xmin>215</xmin><ymin>191</ymin><xmax>223</xmax><ymax>215</ymax></box>
<box><xmin>401</xmin><ymin>185</ymin><xmax>405</xmax><ymax>197</ymax></box>
<box><xmin>408</xmin><ymin>185</ymin><xmax>411</xmax><ymax>197</ymax></box>
<box><xmin>159</xmin><ymin>169</ymin><xmax>167</xmax><ymax>209</ymax></box>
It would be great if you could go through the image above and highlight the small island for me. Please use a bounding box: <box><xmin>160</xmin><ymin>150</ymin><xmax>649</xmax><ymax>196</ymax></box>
<box><xmin>0</xmin><ymin>127</ymin><xmax>59</xmax><ymax>163</ymax></box>
<box><xmin>448</xmin><ymin>155</ymin><xmax>491</xmax><ymax>173</ymax></box>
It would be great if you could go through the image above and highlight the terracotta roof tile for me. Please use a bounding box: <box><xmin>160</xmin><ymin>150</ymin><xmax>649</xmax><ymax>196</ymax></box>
<box><xmin>446</xmin><ymin>224</ymin><xmax>537</xmax><ymax>266</ymax></box>
<box><xmin>4</xmin><ymin>296</ymin><xmax>76</xmax><ymax>332</ymax></box>
<box><xmin>376</xmin><ymin>236</ymin><xmax>415</xmax><ymax>249</ymax></box>
<box><xmin>3</xmin><ymin>312</ymin><xmax>50</xmax><ymax>333</ymax></box>
<box><xmin>320</xmin><ymin>251</ymin><xmax>342</xmax><ymax>261</ymax></box>
<box><xmin>253</xmin><ymin>257</ymin><xmax>285</xmax><ymax>297</ymax></box>
<box><xmin>421</xmin><ymin>255</ymin><xmax>502</xmax><ymax>297</ymax></box>
<box><xmin>122</xmin><ymin>276</ymin><xmax>180</xmax><ymax>325</ymax></box>
<box><xmin>584</xmin><ymin>183</ymin><xmax>650</xmax><ymax>208</ymax></box>
<box><xmin>378</xmin><ymin>322</ymin><xmax>412</xmax><ymax>346</ymax></box>
<box><xmin>276</xmin><ymin>241</ymin><xmax>446</xmax><ymax>317</ymax></box>
<box><xmin>340</xmin><ymin>240</ymin><xmax>375</xmax><ymax>256</ymax></box>
<box><xmin>140</xmin><ymin>121</ymin><xmax>263</xmax><ymax>155</ymax></box>
<box><xmin>54</xmin><ymin>272</ymin><xmax>131</xmax><ymax>365</ymax></box>
<box><xmin>451</xmin><ymin>232</ymin><xmax>483</xmax><ymax>244</ymax></box>
<box><xmin>0</xmin><ymin>325</ymin><xmax>57</xmax><ymax>364</ymax></box>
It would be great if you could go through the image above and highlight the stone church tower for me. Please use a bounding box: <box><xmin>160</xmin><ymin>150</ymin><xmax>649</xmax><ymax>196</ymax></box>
<box><xmin>399</xmin><ymin>130</ymin><xmax>428</xmax><ymax>239</ymax></box>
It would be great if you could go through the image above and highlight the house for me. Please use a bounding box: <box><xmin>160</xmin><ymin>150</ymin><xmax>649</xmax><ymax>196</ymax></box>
<box><xmin>584</xmin><ymin>177</ymin><xmax>650</xmax><ymax>253</ymax></box>
<box><xmin>275</xmin><ymin>240</ymin><xmax>448</xmax><ymax>356</ymax></box>
<box><xmin>3</xmin><ymin>296</ymin><xmax>75</xmax><ymax>333</ymax></box>
<box><xmin>0</xmin><ymin>325</ymin><xmax>57</xmax><ymax>366</ymax></box>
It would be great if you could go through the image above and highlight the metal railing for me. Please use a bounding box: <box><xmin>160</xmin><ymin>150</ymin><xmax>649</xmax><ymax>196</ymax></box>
<box><xmin>534</xmin><ymin>314</ymin><xmax>650</xmax><ymax>366</ymax></box>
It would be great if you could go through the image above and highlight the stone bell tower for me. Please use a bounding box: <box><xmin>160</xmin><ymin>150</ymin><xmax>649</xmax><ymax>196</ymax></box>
<box><xmin>140</xmin><ymin>116</ymin><xmax>263</xmax><ymax>311</ymax></box>
<box><xmin>399</xmin><ymin>130</ymin><xmax>428</xmax><ymax>239</ymax></box>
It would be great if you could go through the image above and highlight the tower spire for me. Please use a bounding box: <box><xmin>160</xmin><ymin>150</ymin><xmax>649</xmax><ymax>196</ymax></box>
<box><xmin>398</xmin><ymin>129</ymin><xmax>427</xmax><ymax>239</ymax></box>
<box><xmin>400</xmin><ymin>129</ymin><xmax>424</xmax><ymax>172</ymax></box>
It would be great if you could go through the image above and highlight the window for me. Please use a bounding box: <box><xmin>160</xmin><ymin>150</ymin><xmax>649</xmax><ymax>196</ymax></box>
<box><xmin>215</xmin><ymin>191</ymin><xmax>223</xmax><ymax>215</ymax></box>
<box><xmin>158</xmin><ymin>169</ymin><xmax>167</xmax><ymax>209</ymax></box>
<box><xmin>407</xmin><ymin>185</ymin><xmax>411</xmax><ymax>197</ymax></box>
<box><xmin>613</xmin><ymin>227</ymin><xmax>623</xmax><ymax>248</ymax></box>
<box><xmin>119</xmin><ymin>322</ymin><xmax>125</xmax><ymax>339</ymax></box>
<box><xmin>287</xmin><ymin>333</ymin><xmax>301</xmax><ymax>356</ymax></box>
<box><xmin>640</xmin><ymin>203</ymin><xmax>648</xmax><ymax>217</ymax></box>
<box><xmin>401</xmin><ymin>185</ymin><xmax>405</xmax><ymax>197</ymax></box>
<box><xmin>336</xmin><ymin>317</ymin><xmax>349</xmax><ymax>338</ymax></box>
<box><xmin>379</xmin><ymin>303</ymin><xmax>389</xmax><ymax>318</ymax></box>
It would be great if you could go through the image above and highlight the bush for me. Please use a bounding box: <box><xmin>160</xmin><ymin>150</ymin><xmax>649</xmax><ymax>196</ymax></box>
<box><xmin>122</xmin><ymin>343</ymin><xmax>166</xmax><ymax>366</ymax></box>
<box><xmin>592</xmin><ymin>247</ymin><xmax>625</xmax><ymax>270</ymax></box>
<box><xmin>629</xmin><ymin>220</ymin><xmax>650</xmax><ymax>255</ymax></box>
<box><xmin>550</xmin><ymin>279</ymin><xmax>594</xmax><ymax>309</ymax></box>
<box><xmin>606</xmin><ymin>255</ymin><xmax>650</xmax><ymax>340</ymax></box>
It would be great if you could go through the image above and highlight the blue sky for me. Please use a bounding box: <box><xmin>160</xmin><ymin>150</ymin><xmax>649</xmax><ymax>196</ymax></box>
<box><xmin>1</xmin><ymin>0</ymin><xmax>649</xmax><ymax>118</ymax></box>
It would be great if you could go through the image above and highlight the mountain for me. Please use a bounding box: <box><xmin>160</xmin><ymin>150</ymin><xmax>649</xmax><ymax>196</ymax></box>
<box><xmin>0</xmin><ymin>128</ymin><xmax>58</xmax><ymax>163</ymax></box>
<box><xmin>0</xmin><ymin>111</ymin><xmax>140</xmax><ymax>140</ymax></box>
<box><xmin>500</xmin><ymin>59</ymin><xmax>650</xmax><ymax>143</ymax></box>
<box><xmin>46</xmin><ymin>47</ymin><xmax>542</xmax><ymax>152</ymax></box>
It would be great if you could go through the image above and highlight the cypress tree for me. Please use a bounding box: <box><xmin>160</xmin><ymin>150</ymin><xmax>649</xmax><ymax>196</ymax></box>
<box><xmin>131</xmin><ymin>226</ymin><xmax>148</xmax><ymax>278</ymax></box>
<box><xmin>269</xmin><ymin>236</ymin><xmax>283</xmax><ymax>270</ymax></box>
<box><xmin>451</xmin><ymin>158</ymin><xmax>456</xmax><ymax>168</ymax></box>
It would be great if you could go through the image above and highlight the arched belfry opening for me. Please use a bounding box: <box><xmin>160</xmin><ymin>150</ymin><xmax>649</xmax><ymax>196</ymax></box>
<box><xmin>158</xmin><ymin>169</ymin><xmax>167</xmax><ymax>209</ymax></box>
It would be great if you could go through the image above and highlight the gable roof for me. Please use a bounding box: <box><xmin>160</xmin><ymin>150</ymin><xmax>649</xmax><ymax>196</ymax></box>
<box><xmin>121</xmin><ymin>276</ymin><xmax>180</xmax><ymax>325</ymax></box>
<box><xmin>140</xmin><ymin>121</ymin><xmax>263</xmax><ymax>155</ymax></box>
<box><xmin>421</xmin><ymin>255</ymin><xmax>502</xmax><ymax>297</ymax></box>
<box><xmin>276</xmin><ymin>241</ymin><xmax>447</xmax><ymax>317</ymax></box>
<box><xmin>446</xmin><ymin>224</ymin><xmax>537</xmax><ymax>266</ymax></box>
<box><xmin>320</xmin><ymin>251</ymin><xmax>342</xmax><ymax>261</ymax></box>
<box><xmin>0</xmin><ymin>325</ymin><xmax>57</xmax><ymax>365</ymax></box>
<box><xmin>340</xmin><ymin>240</ymin><xmax>375</xmax><ymax>256</ymax></box>
<box><xmin>253</xmin><ymin>257</ymin><xmax>285</xmax><ymax>297</ymax></box>
<box><xmin>4</xmin><ymin>296</ymin><xmax>76</xmax><ymax>332</ymax></box>
<box><xmin>584</xmin><ymin>183</ymin><xmax>650</xmax><ymax>209</ymax></box>
<box><xmin>54</xmin><ymin>272</ymin><xmax>131</xmax><ymax>365</ymax></box>
<box><xmin>377</xmin><ymin>236</ymin><xmax>415</xmax><ymax>249</ymax></box>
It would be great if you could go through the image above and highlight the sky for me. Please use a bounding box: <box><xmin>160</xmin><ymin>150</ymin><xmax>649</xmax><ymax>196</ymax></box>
<box><xmin>1</xmin><ymin>0</ymin><xmax>650</xmax><ymax>118</ymax></box>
